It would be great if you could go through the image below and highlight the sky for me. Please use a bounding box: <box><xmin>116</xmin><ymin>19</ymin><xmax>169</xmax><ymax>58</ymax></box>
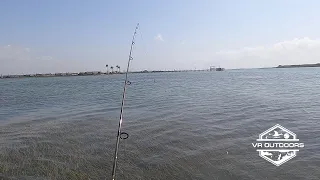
<box><xmin>1</xmin><ymin>0</ymin><xmax>320</xmax><ymax>74</ymax></box>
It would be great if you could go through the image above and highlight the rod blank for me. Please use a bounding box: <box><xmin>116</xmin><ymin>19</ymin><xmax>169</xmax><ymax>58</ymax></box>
<box><xmin>111</xmin><ymin>23</ymin><xmax>139</xmax><ymax>180</ymax></box>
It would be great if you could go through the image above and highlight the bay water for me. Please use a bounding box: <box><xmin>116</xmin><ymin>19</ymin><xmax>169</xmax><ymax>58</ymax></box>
<box><xmin>0</xmin><ymin>68</ymin><xmax>320</xmax><ymax>179</ymax></box>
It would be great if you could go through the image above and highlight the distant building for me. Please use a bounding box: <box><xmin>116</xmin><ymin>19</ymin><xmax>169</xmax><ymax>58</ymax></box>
<box><xmin>84</xmin><ymin>72</ymin><xmax>94</xmax><ymax>75</ymax></box>
<box><xmin>210</xmin><ymin>66</ymin><xmax>225</xmax><ymax>71</ymax></box>
<box><xmin>92</xmin><ymin>71</ymin><xmax>101</xmax><ymax>75</ymax></box>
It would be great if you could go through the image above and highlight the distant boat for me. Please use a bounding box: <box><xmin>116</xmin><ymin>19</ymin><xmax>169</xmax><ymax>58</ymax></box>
<box><xmin>272</xmin><ymin>131</ymin><xmax>282</xmax><ymax>138</ymax></box>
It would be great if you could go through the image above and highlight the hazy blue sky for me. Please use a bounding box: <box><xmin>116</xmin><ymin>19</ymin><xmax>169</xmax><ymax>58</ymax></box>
<box><xmin>1</xmin><ymin>0</ymin><xmax>320</xmax><ymax>74</ymax></box>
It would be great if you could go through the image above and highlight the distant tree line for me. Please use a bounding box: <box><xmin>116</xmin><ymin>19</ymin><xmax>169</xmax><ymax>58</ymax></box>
<box><xmin>106</xmin><ymin>64</ymin><xmax>121</xmax><ymax>74</ymax></box>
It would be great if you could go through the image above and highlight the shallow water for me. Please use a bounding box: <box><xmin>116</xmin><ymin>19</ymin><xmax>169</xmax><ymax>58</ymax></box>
<box><xmin>1</xmin><ymin>68</ymin><xmax>320</xmax><ymax>180</ymax></box>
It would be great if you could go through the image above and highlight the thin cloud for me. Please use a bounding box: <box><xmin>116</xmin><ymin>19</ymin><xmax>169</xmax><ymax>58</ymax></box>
<box><xmin>216</xmin><ymin>37</ymin><xmax>320</xmax><ymax>57</ymax></box>
<box><xmin>0</xmin><ymin>45</ymin><xmax>30</xmax><ymax>60</ymax></box>
<box><xmin>37</xmin><ymin>56</ymin><xmax>54</xmax><ymax>61</ymax></box>
<box><xmin>0</xmin><ymin>45</ymin><xmax>59</xmax><ymax>74</ymax></box>
<box><xmin>154</xmin><ymin>34</ymin><xmax>164</xmax><ymax>42</ymax></box>
<box><xmin>180</xmin><ymin>40</ymin><xmax>186</xmax><ymax>45</ymax></box>
<box><xmin>214</xmin><ymin>37</ymin><xmax>320</xmax><ymax>68</ymax></box>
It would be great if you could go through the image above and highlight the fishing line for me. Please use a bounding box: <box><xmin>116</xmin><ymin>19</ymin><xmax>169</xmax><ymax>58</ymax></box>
<box><xmin>139</xmin><ymin>25</ymin><xmax>148</xmax><ymax>58</ymax></box>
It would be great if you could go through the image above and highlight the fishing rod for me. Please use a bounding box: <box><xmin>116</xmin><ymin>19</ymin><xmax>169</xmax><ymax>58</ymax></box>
<box><xmin>111</xmin><ymin>23</ymin><xmax>139</xmax><ymax>180</ymax></box>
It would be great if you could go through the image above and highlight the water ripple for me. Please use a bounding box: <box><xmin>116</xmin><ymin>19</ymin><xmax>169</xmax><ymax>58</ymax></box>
<box><xmin>1</xmin><ymin>69</ymin><xmax>320</xmax><ymax>179</ymax></box>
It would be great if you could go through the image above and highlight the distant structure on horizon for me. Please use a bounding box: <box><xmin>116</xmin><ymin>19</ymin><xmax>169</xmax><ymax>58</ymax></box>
<box><xmin>1</xmin><ymin>66</ymin><xmax>226</xmax><ymax>79</ymax></box>
<box><xmin>210</xmin><ymin>66</ymin><xmax>225</xmax><ymax>71</ymax></box>
<box><xmin>276</xmin><ymin>63</ymin><xmax>320</xmax><ymax>68</ymax></box>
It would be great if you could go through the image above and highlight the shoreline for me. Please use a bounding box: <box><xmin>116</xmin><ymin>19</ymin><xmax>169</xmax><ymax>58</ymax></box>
<box><xmin>0</xmin><ymin>69</ymin><xmax>215</xmax><ymax>79</ymax></box>
<box><xmin>275</xmin><ymin>63</ymin><xmax>320</xmax><ymax>68</ymax></box>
